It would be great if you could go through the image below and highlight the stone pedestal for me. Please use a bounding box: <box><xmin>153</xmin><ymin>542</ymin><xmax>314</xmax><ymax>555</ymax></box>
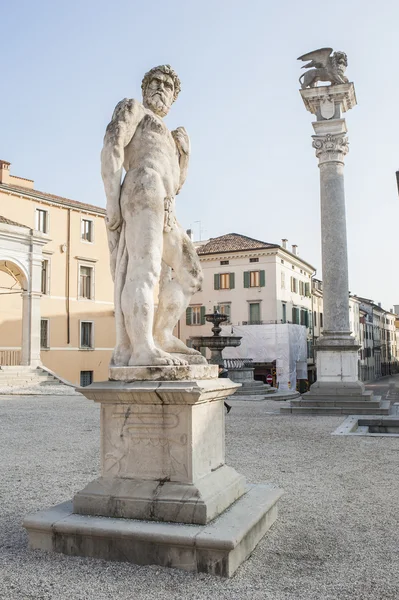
<box><xmin>73</xmin><ymin>375</ymin><xmax>246</xmax><ymax>524</ymax></box>
<box><xmin>24</xmin><ymin>365</ymin><xmax>283</xmax><ymax>575</ymax></box>
<box><xmin>282</xmin><ymin>84</ymin><xmax>388</xmax><ymax>415</ymax></box>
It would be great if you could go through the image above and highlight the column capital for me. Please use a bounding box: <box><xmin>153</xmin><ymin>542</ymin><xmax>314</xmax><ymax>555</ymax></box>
<box><xmin>312</xmin><ymin>132</ymin><xmax>349</xmax><ymax>165</ymax></box>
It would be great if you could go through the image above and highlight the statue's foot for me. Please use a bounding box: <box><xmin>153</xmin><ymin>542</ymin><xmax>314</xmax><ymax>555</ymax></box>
<box><xmin>111</xmin><ymin>344</ymin><xmax>132</xmax><ymax>366</ymax></box>
<box><xmin>154</xmin><ymin>335</ymin><xmax>202</xmax><ymax>356</ymax></box>
<box><xmin>128</xmin><ymin>347</ymin><xmax>188</xmax><ymax>367</ymax></box>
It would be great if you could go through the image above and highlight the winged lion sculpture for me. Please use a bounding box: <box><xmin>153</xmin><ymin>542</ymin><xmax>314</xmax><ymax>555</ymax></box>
<box><xmin>298</xmin><ymin>48</ymin><xmax>348</xmax><ymax>89</ymax></box>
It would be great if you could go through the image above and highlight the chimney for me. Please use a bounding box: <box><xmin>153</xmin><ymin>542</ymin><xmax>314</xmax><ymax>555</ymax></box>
<box><xmin>292</xmin><ymin>244</ymin><xmax>298</xmax><ymax>255</ymax></box>
<box><xmin>186</xmin><ymin>228</ymin><xmax>194</xmax><ymax>241</ymax></box>
<box><xmin>0</xmin><ymin>160</ymin><xmax>11</xmax><ymax>184</ymax></box>
<box><xmin>281</xmin><ymin>238</ymin><xmax>288</xmax><ymax>249</ymax></box>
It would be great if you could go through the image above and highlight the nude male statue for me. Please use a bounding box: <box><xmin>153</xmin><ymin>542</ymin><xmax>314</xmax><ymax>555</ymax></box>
<box><xmin>101</xmin><ymin>65</ymin><xmax>203</xmax><ymax>367</ymax></box>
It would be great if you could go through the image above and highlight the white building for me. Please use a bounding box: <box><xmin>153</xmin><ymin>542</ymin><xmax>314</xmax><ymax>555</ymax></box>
<box><xmin>179</xmin><ymin>233</ymin><xmax>315</xmax><ymax>387</ymax></box>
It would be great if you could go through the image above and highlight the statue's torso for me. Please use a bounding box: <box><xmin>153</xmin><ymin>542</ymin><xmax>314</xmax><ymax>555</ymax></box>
<box><xmin>123</xmin><ymin>104</ymin><xmax>180</xmax><ymax>192</ymax></box>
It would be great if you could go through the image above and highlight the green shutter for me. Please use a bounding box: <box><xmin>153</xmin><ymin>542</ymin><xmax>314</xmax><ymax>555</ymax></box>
<box><xmin>200</xmin><ymin>306</ymin><xmax>206</xmax><ymax>325</ymax></box>
<box><xmin>305</xmin><ymin>311</ymin><xmax>309</xmax><ymax>327</ymax></box>
<box><xmin>305</xmin><ymin>282</ymin><xmax>310</xmax><ymax>297</ymax></box>
<box><xmin>244</xmin><ymin>271</ymin><xmax>250</xmax><ymax>288</ymax></box>
<box><xmin>260</xmin><ymin>270</ymin><xmax>265</xmax><ymax>287</ymax></box>
<box><xmin>186</xmin><ymin>307</ymin><xmax>192</xmax><ymax>325</ymax></box>
<box><xmin>214</xmin><ymin>274</ymin><xmax>220</xmax><ymax>290</ymax></box>
<box><xmin>229</xmin><ymin>272</ymin><xmax>235</xmax><ymax>289</ymax></box>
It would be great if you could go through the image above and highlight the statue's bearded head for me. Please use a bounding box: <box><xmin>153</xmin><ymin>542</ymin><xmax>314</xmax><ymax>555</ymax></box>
<box><xmin>142</xmin><ymin>65</ymin><xmax>181</xmax><ymax>117</ymax></box>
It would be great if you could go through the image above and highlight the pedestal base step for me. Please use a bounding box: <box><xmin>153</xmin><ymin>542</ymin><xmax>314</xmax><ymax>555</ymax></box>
<box><xmin>281</xmin><ymin>398</ymin><xmax>390</xmax><ymax>415</ymax></box>
<box><xmin>23</xmin><ymin>484</ymin><xmax>282</xmax><ymax>578</ymax></box>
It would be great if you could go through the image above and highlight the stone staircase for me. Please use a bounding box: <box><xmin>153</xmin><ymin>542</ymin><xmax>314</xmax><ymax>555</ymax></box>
<box><xmin>280</xmin><ymin>393</ymin><xmax>391</xmax><ymax>415</ymax></box>
<box><xmin>0</xmin><ymin>366</ymin><xmax>79</xmax><ymax>395</ymax></box>
<box><xmin>234</xmin><ymin>380</ymin><xmax>277</xmax><ymax>397</ymax></box>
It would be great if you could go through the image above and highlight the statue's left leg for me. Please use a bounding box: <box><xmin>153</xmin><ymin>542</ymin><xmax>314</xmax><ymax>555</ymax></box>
<box><xmin>153</xmin><ymin>225</ymin><xmax>203</xmax><ymax>354</ymax></box>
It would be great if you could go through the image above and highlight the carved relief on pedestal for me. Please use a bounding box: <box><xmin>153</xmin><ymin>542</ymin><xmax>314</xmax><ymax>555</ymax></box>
<box><xmin>312</xmin><ymin>133</ymin><xmax>349</xmax><ymax>164</ymax></box>
<box><xmin>102</xmin><ymin>405</ymin><xmax>190</xmax><ymax>481</ymax></box>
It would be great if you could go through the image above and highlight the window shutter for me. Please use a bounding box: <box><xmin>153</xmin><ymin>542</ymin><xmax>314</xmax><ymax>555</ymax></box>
<box><xmin>305</xmin><ymin>282</ymin><xmax>310</xmax><ymax>297</ymax></box>
<box><xmin>305</xmin><ymin>311</ymin><xmax>309</xmax><ymax>327</ymax></box>
<box><xmin>186</xmin><ymin>307</ymin><xmax>192</xmax><ymax>325</ymax></box>
<box><xmin>244</xmin><ymin>271</ymin><xmax>250</xmax><ymax>288</ymax></box>
<box><xmin>229</xmin><ymin>272</ymin><xmax>235</xmax><ymax>289</ymax></box>
<box><xmin>260</xmin><ymin>270</ymin><xmax>265</xmax><ymax>287</ymax></box>
<box><xmin>214</xmin><ymin>274</ymin><xmax>220</xmax><ymax>290</ymax></box>
<box><xmin>291</xmin><ymin>276</ymin><xmax>294</xmax><ymax>292</ymax></box>
<box><xmin>292</xmin><ymin>307</ymin><xmax>296</xmax><ymax>323</ymax></box>
<box><xmin>200</xmin><ymin>306</ymin><xmax>206</xmax><ymax>325</ymax></box>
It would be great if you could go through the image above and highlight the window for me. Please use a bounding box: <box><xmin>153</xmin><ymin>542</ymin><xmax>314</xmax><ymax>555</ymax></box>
<box><xmin>291</xmin><ymin>277</ymin><xmax>298</xmax><ymax>293</ymax></box>
<box><xmin>218</xmin><ymin>303</ymin><xmax>231</xmax><ymax>322</ymax></box>
<box><xmin>249</xmin><ymin>302</ymin><xmax>261</xmax><ymax>324</ymax></box>
<box><xmin>299</xmin><ymin>280</ymin><xmax>305</xmax><ymax>296</ymax></box>
<box><xmin>249</xmin><ymin>257</ymin><xmax>259</xmax><ymax>263</ymax></box>
<box><xmin>292</xmin><ymin>307</ymin><xmax>300</xmax><ymax>324</ymax></box>
<box><xmin>282</xmin><ymin>303</ymin><xmax>287</xmax><ymax>323</ymax></box>
<box><xmin>314</xmin><ymin>310</ymin><xmax>317</xmax><ymax>327</ymax></box>
<box><xmin>186</xmin><ymin>305</ymin><xmax>206</xmax><ymax>325</ymax></box>
<box><xmin>300</xmin><ymin>309</ymin><xmax>309</xmax><ymax>327</ymax></box>
<box><xmin>79</xmin><ymin>265</ymin><xmax>94</xmax><ymax>299</ymax></box>
<box><xmin>320</xmin><ymin>312</ymin><xmax>324</xmax><ymax>328</ymax></box>
<box><xmin>243</xmin><ymin>270</ymin><xmax>265</xmax><ymax>288</ymax></box>
<box><xmin>36</xmin><ymin>209</ymin><xmax>49</xmax><ymax>233</ymax></box>
<box><xmin>80</xmin><ymin>370</ymin><xmax>93</xmax><ymax>387</ymax></box>
<box><xmin>80</xmin><ymin>321</ymin><xmax>94</xmax><ymax>348</ymax></box>
<box><xmin>40</xmin><ymin>319</ymin><xmax>49</xmax><ymax>348</ymax></box>
<box><xmin>281</xmin><ymin>272</ymin><xmax>286</xmax><ymax>289</ymax></box>
<box><xmin>281</xmin><ymin>259</ymin><xmax>284</xmax><ymax>264</ymax></box>
<box><xmin>214</xmin><ymin>273</ymin><xmax>235</xmax><ymax>290</ymax></box>
<box><xmin>41</xmin><ymin>259</ymin><xmax>49</xmax><ymax>295</ymax></box>
<box><xmin>81</xmin><ymin>219</ymin><xmax>94</xmax><ymax>242</ymax></box>
<box><xmin>220</xmin><ymin>260</ymin><xmax>229</xmax><ymax>265</ymax></box>
<box><xmin>250</xmin><ymin>271</ymin><xmax>260</xmax><ymax>287</ymax></box>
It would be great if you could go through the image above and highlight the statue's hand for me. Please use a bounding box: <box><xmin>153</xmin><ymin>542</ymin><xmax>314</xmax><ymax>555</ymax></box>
<box><xmin>172</xmin><ymin>127</ymin><xmax>190</xmax><ymax>156</ymax></box>
<box><xmin>106</xmin><ymin>210</ymin><xmax>122</xmax><ymax>231</ymax></box>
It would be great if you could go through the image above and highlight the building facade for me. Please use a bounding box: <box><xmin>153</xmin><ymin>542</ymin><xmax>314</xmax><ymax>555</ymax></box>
<box><xmin>0</xmin><ymin>160</ymin><xmax>114</xmax><ymax>385</ymax></box>
<box><xmin>179</xmin><ymin>233</ymin><xmax>315</xmax><ymax>385</ymax></box>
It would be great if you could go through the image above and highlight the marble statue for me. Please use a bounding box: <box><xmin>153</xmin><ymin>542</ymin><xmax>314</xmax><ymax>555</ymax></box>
<box><xmin>298</xmin><ymin>48</ymin><xmax>348</xmax><ymax>89</ymax></box>
<box><xmin>101</xmin><ymin>65</ymin><xmax>203</xmax><ymax>367</ymax></box>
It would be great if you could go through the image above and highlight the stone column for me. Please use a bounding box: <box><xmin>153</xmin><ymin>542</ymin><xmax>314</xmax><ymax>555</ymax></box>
<box><xmin>301</xmin><ymin>84</ymin><xmax>365</xmax><ymax>397</ymax></box>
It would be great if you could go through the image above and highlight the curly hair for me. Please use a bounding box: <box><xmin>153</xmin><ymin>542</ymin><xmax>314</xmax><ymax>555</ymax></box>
<box><xmin>141</xmin><ymin>65</ymin><xmax>181</xmax><ymax>102</ymax></box>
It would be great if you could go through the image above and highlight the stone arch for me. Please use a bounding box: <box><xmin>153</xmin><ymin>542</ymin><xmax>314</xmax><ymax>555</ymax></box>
<box><xmin>0</xmin><ymin>220</ymin><xmax>48</xmax><ymax>366</ymax></box>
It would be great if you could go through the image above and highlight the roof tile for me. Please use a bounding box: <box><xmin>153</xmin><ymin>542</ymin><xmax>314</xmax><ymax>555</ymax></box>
<box><xmin>196</xmin><ymin>233</ymin><xmax>277</xmax><ymax>255</ymax></box>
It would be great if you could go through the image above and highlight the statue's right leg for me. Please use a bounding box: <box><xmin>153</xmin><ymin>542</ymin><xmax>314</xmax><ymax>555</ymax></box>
<box><xmin>121</xmin><ymin>177</ymin><xmax>187</xmax><ymax>367</ymax></box>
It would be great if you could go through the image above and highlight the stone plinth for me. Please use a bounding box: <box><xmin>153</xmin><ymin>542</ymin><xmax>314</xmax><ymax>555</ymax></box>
<box><xmin>24</xmin><ymin>368</ymin><xmax>282</xmax><ymax>575</ymax></box>
<box><xmin>24</xmin><ymin>484</ymin><xmax>283</xmax><ymax>577</ymax></box>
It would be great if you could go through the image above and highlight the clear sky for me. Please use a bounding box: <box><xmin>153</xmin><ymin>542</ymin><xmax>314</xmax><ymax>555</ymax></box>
<box><xmin>1</xmin><ymin>0</ymin><xmax>398</xmax><ymax>310</ymax></box>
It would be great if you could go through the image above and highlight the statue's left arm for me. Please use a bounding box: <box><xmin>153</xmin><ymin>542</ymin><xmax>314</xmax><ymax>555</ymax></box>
<box><xmin>172</xmin><ymin>126</ymin><xmax>190</xmax><ymax>195</ymax></box>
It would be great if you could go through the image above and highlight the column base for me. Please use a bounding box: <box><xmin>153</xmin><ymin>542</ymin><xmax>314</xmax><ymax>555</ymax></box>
<box><xmin>23</xmin><ymin>484</ymin><xmax>283</xmax><ymax>577</ymax></box>
<box><xmin>73</xmin><ymin>465</ymin><xmax>246</xmax><ymax>525</ymax></box>
<box><xmin>281</xmin><ymin>343</ymin><xmax>390</xmax><ymax>415</ymax></box>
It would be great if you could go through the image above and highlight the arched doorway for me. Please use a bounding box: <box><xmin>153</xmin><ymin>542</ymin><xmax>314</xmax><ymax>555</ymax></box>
<box><xmin>0</xmin><ymin>259</ymin><xmax>28</xmax><ymax>365</ymax></box>
<box><xmin>0</xmin><ymin>218</ymin><xmax>48</xmax><ymax>366</ymax></box>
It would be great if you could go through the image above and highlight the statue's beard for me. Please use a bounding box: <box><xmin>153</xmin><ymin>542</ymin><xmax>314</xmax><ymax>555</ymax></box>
<box><xmin>145</xmin><ymin>92</ymin><xmax>170</xmax><ymax>117</ymax></box>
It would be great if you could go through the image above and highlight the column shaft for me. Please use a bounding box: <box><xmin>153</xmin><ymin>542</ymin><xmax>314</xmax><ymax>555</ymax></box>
<box><xmin>319</xmin><ymin>161</ymin><xmax>350</xmax><ymax>335</ymax></box>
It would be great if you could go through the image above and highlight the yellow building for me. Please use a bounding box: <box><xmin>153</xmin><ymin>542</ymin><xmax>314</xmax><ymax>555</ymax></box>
<box><xmin>0</xmin><ymin>160</ymin><xmax>114</xmax><ymax>385</ymax></box>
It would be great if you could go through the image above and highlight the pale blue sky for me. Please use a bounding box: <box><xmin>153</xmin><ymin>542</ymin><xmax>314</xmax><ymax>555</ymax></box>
<box><xmin>1</xmin><ymin>0</ymin><xmax>398</xmax><ymax>309</ymax></box>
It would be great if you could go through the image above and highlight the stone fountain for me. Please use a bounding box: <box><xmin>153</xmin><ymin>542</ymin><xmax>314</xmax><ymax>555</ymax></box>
<box><xmin>190</xmin><ymin>309</ymin><xmax>242</xmax><ymax>365</ymax></box>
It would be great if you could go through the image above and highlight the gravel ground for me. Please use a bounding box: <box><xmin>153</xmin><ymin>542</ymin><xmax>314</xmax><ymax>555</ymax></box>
<box><xmin>0</xmin><ymin>392</ymin><xmax>398</xmax><ymax>600</ymax></box>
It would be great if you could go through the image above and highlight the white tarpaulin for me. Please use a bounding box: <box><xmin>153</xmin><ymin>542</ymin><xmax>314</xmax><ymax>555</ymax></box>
<box><xmin>221</xmin><ymin>324</ymin><xmax>307</xmax><ymax>391</ymax></box>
